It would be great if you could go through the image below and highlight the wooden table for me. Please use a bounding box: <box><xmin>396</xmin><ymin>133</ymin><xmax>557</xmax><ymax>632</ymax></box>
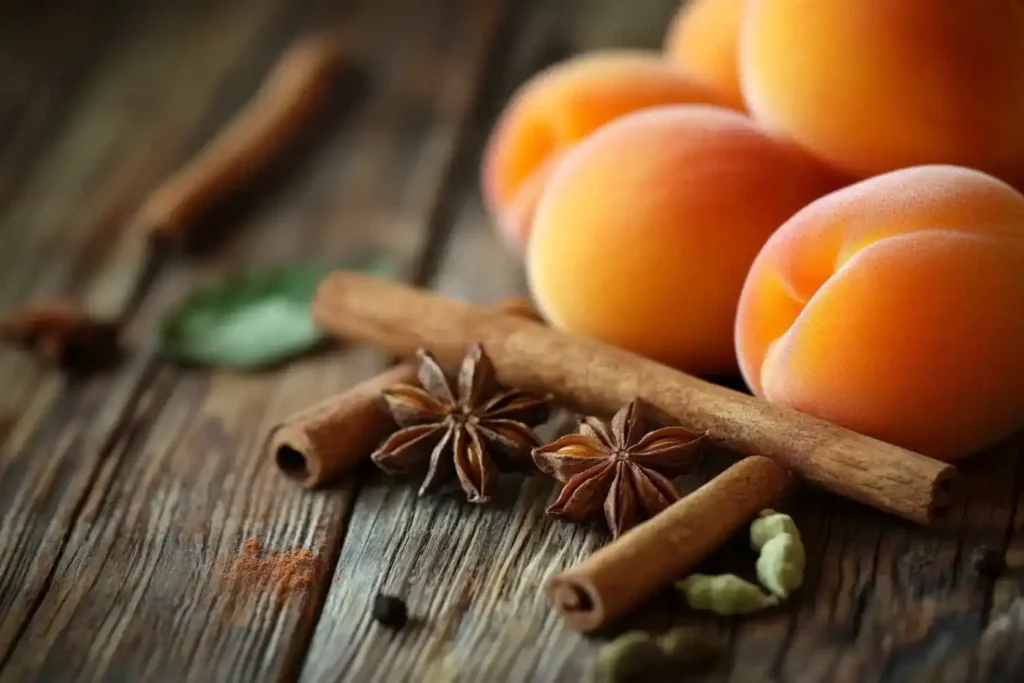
<box><xmin>1</xmin><ymin>1</ymin><xmax>1022</xmax><ymax>681</ymax></box>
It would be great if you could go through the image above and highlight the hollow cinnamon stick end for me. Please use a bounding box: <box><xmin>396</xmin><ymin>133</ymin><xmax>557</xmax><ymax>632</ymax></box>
<box><xmin>268</xmin><ymin>425</ymin><xmax>323</xmax><ymax>489</ymax></box>
<box><xmin>547</xmin><ymin>575</ymin><xmax>606</xmax><ymax>633</ymax></box>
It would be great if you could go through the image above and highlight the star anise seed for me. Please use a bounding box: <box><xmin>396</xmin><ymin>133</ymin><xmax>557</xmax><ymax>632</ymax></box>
<box><xmin>532</xmin><ymin>398</ymin><xmax>705</xmax><ymax>538</ymax></box>
<box><xmin>0</xmin><ymin>301</ymin><xmax>120</xmax><ymax>373</ymax></box>
<box><xmin>371</xmin><ymin>343</ymin><xmax>551</xmax><ymax>504</ymax></box>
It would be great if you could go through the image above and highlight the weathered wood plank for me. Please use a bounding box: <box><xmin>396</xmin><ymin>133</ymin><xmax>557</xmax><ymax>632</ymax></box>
<box><xmin>0</xmin><ymin>0</ymin><xmax>138</xmax><ymax>207</ymax></box>
<box><xmin>0</xmin><ymin>0</ymin><xmax>308</xmax><ymax>437</ymax></box>
<box><xmin>0</xmin><ymin>0</ymin><xmax>293</xmax><ymax>664</ymax></box>
<box><xmin>0</xmin><ymin>0</ymin><xmax>508</xmax><ymax>680</ymax></box>
<box><xmin>298</xmin><ymin>3</ymin><xmax>686</xmax><ymax>682</ymax></box>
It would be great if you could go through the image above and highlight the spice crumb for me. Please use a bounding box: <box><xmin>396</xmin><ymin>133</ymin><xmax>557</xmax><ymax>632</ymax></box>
<box><xmin>971</xmin><ymin>545</ymin><xmax>1006</xmax><ymax>578</ymax></box>
<box><xmin>219</xmin><ymin>538</ymin><xmax>323</xmax><ymax>611</ymax></box>
<box><xmin>372</xmin><ymin>594</ymin><xmax>409</xmax><ymax>630</ymax></box>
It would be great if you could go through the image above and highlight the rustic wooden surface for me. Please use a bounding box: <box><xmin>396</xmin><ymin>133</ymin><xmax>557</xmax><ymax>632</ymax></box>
<box><xmin>1</xmin><ymin>1</ymin><xmax>1022</xmax><ymax>682</ymax></box>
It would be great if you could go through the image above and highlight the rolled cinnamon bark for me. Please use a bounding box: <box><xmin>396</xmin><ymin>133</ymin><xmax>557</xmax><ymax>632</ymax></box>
<box><xmin>268</xmin><ymin>296</ymin><xmax>538</xmax><ymax>487</ymax></box>
<box><xmin>270</xmin><ymin>363</ymin><xmax>417</xmax><ymax>487</ymax></box>
<box><xmin>548</xmin><ymin>456</ymin><xmax>793</xmax><ymax>632</ymax></box>
<box><xmin>133</xmin><ymin>31</ymin><xmax>348</xmax><ymax>244</ymax></box>
<box><xmin>311</xmin><ymin>273</ymin><xmax>958</xmax><ymax>525</ymax></box>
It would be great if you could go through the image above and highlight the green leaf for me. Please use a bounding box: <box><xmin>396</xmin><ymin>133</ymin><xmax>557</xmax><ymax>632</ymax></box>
<box><xmin>160</xmin><ymin>257</ymin><xmax>398</xmax><ymax>371</ymax></box>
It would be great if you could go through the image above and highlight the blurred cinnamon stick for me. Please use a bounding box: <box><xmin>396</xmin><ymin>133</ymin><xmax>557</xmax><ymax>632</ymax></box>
<box><xmin>132</xmin><ymin>30</ymin><xmax>348</xmax><ymax>245</ymax></box>
<box><xmin>310</xmin><ymin>272</ymin><xmax>958</xmax><ymax>525</ymax></box>
<box><xmin>267</xmin><ymin>296</ymin><xmax>537</xmax><ymax>487</ymax></box>
<box><xmin>6</xmin><ymin>32</ymin><xmax>352</xmax><ymax>356</ymax></box>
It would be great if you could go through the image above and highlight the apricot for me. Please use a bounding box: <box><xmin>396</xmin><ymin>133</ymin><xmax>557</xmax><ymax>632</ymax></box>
<box><xmin>663</xmin><ymin>0</ymin><xmax>747</xmax><ymax>111</ymax></box>
<box><xmin>736</xmin><ymin>166</ymin><xmax>1024</xmax><ymax>461</ymax></box>
<box><xmin>741</xmin><ymin>0</ymin><xmax>1024</xmax><ymax>183</ymax></box>
<box><xmin>527</xmin><ymin>105</ymin><xmax>838</xmax><ymax>376</ymax></box>
<box><xmin>482</xmin><ymin>51</ymin><xmax>732</xmax><ymax>251</ymax></box>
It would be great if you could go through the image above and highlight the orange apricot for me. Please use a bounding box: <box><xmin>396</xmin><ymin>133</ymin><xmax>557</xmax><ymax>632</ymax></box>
<box><xmin>741</xmin><ymin>0</ymin><xmax>1024</xmax><ymax>183</ymax></box>
<box><xmin>527</xmin><ymin>105</ymin><xmax>838</xmax><ymax>376</ymax></box>
<box><xmin>736</xmin><ymin>165</ymin><xmax>1024</xmax><ymax>461</ymax></box>
<box><xmin>481</xmin><ymin>51</ymin><xmax>732</xmax><ymax>251</ymax></box>
<box><xmin>663</xmin><ymin>0</ymin><xmax>747</xmax><ymax>111</ymax></box>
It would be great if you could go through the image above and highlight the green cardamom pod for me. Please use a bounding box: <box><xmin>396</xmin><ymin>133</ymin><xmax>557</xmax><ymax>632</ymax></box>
<box><xmin>750</xmin><ymin>511</ymin><xmax>801</xmax><ymax>551</ymax></box>
<box><xmin>657</xmin><ymin>627</ymin><xmax>723</xmax><ymax>668</ymax></box>
<box><xmin>591</xmin><ymin>631</ymin><xmax>666</xmax><ymax>683</ymax></box>
<box><xmin>756</xmin><ymin>532</ymin><xmax>805</xmax><ymax>598</ymax></box>
<box><xmin>676</xmin><ymin>574</ymin><xmax>779</xmax><ymax>615</ymax></box>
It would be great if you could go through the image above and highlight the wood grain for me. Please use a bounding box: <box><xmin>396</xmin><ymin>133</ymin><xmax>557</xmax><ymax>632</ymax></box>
<box><xmin>0</xmin><ymin>0</ymin><xmax>292</xmax><ymax>666</ymax></box>
<box><xmin>2</xmin><ymin>1</ymin><xmax>1024</xmax><ymax>682</ymax></box>
<box><xmin>296</xmin><ymin>203</ymin><xmax>607</xmax><ymax>683</ymax></box>
<box><xmin>298</xmin><ymin>4</ymin><xmax>688</xmax><ymax>682</ymax></box>
<box><xmin>721</xmin><ymin>443</ymin><xmax>1024</xmax><ymax>683</ymax></box>
<box><xmin>0</xmin><ymin>0</ymin><xmax>509</xmax><ymax>680</ymax></box>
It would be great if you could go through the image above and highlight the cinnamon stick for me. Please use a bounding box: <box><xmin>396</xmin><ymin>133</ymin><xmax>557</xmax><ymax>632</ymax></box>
<box><xmin>311</xmin><ymin>272</ymin><xmax>958</xmax><ymax>526</ymax></box>
<box><xmin>132</xmin><ymin>31</ymin><xmax>348</xmax><ymax>244</ymax></box>
<box><xmin>268</xmin><ymin>296</ymin><xmax>538</xmax><ymax>487</ymax></box>
<box><xmin>549</xmin><ymin>456</ymin><xmax>793</xmax><ymax>632</ymax></box>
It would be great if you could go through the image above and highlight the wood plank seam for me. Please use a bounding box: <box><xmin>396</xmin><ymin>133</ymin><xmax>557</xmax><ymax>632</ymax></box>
<box><xmin>768</xmin><ymin>508</ymin><xmax>836</xmax><ymax>679</ymax></box>
<box><xmin>405</xmin><ymin>0</ymin><xmax>536</xmax><ymax>290</ymax></box>
<box><xmin>757</xmin><ymin>498</ymin><xmax>837</xmax><ymax>681</ymax></box>
<box><xmin>273</xmin><ymin>493</ymin><xmax>352</xmax><ymax>683</ymax></box>
<box><xmin>270</xmin><ymin>0</ymin><xmax>524</xmax><ymax>679</ymax></box>
<box><xmin>979</xmin><ymin>454</ymin><xmax>1024</xmax><ymax>623</ymax></box>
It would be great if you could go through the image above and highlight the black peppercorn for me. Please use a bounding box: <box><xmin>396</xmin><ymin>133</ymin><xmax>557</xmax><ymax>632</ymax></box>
<box><xmin>971</xmin><ymin>545</ymin><xmax>1006</xmax><ymax>578</ymax></box>
<box><xmin>372</xmin><ymin>593</ymin><xmax>409</xmax><ymax>629</ymax></box>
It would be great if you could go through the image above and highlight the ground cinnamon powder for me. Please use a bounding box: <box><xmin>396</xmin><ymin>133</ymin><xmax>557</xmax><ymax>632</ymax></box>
<box><xmin>219</xmin><ymin>538</ymin><xmax>324</xmax><ymax>611</ymax></box>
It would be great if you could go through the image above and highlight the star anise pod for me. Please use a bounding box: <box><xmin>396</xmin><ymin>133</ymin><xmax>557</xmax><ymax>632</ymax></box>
<box><xmin>371</xmin><ymin>343</ymin><xmax>551</xmax><ymax>504</ymax></box>
<box><xmin>532</xmin><ymin>398</ymin><xmax>705</xmax><ymax>538</ymax></box>
<box><xmin>0</xmin><ymin>301</ymin><xmax>120</xmax><ymax>373</ymax></box>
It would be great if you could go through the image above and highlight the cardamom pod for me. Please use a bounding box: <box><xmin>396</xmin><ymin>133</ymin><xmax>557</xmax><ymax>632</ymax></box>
<box><xmin>676</xmin><ymin>574</ymin><xmax>779</xmax><ymax>615</ymax></box>
<box><xmin>657</xmin><ymin>627</ymin><xmax>723</xmax><ymax>668</ymax></box>
<box><xmin>750</xmin><ymin>511</ymin><xmax>800</xmax><ymax>550</ymax></box>
<box><xmin>591</xmin><ymin>631</ymin><xmax>666</xmax><ymax>683</ymax></box>
<box><xmin>749</xmin><ymin>511</ymin><xmax>806</xmax><ymax>598</ymax></box>
<box><xmin>756</xmin><ymin>532</ymin><xmax>805</xmax><ymax>598</ymax></box>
